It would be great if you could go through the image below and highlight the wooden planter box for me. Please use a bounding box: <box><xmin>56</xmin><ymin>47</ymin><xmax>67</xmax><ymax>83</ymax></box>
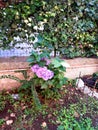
<box><xmin>0</xmin><ymin>57</ymin><xmax>98</xmax><ymax>91</ymax></box>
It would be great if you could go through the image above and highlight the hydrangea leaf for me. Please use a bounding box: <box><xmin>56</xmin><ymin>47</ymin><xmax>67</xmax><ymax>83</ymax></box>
<box><xmin>51</xmin><ymin>59</ymin><xmax>61</xmax><ymax>68</ymax></box>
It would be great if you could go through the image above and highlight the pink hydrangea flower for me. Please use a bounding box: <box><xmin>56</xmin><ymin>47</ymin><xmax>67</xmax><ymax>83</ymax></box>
<box><xmin>31</xmin><ymin>64</ymin><xmax>40</xmax><ymax>73</ymax></box>
<box><xmin>36</xmin><ymin>67</ymin><xmax>47</xmax><ymax>78</ymax></box>
<box><xmin>31</xmin><ymin>64</ymin><xmax>54</xmax><ymax>81</ymax></box>
<box><xmin>45</xmin><ymin>59</ymin><xmax>51</xmax><ymax>65</ymax></box>
<box><xmin>42</xmin><ymin>69</ymin><xmax>54</xmax><ymax>81</ymax></box>
<box><xmin>36</xmin><ymin>67</ymin><xmax>54</xmax><ymax>81</ymax></box>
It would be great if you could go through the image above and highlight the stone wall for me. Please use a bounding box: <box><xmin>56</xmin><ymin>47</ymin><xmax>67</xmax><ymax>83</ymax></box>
<box><xmin>0</xmin><ymin>57</ymin><xmax>98</xmax><ymax>91</ymax></box>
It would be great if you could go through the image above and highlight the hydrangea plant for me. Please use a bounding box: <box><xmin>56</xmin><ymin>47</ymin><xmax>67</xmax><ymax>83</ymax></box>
<box><xmin>27</xmin><ymin>50</ymin><xmax>68</xmax><ymax>108</ymax></box>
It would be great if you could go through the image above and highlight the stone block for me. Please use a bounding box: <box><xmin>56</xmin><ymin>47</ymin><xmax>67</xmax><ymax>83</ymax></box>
<box><xmin>0</xmin><ymin>57</ymin><xmax>98</xmax><ymax>91</ymax></box>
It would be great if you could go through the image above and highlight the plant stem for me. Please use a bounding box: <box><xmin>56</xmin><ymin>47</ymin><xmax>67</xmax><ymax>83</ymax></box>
<box><xmin>31</xmin><ymin>84</ymin><xmax>42</xmax><ymax>110</ymax></box>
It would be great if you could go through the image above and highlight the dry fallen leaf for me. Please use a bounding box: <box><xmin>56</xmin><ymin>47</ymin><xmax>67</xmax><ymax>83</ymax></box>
<box><xmin>56</xmin><ymin>120</ymin><xmax>61</xmax><ymax>124</ymax></box>
<box><xmin>74</xmin><ymin>111</ymin><xmax>80</xmax><ymax>118</ymax></box>
<box><xmin>6</xmin><ymin>120</ymin><xmax>13</xmax><ymax>125</ymax></box>
<box><xmin>22</xmin><ymin>106</ymin><xmax>27</xmax><ymax>110</ymax></box>
<box><xmin>23</xmin><ymin>115</ymin><xmax>27</xmax><ymax>119</ymax></box>
<box><xmin>48</xmin><ymin>114</ymin><xmax>52</xmax><ymax>118</ymax></box>
<box><xmin>41</xmin><ymin>122</ymin><xmax>47</xmax><ymax>127</ymax></box>
<box><xmin>4</xmin><ymin>116</ymin><xmax>9</xmax><ymax>121</ymax></box>
<box><xmin>10</xmin><ymin>113</ymin><xmax>16</xmax><ymax>117</ymax></box>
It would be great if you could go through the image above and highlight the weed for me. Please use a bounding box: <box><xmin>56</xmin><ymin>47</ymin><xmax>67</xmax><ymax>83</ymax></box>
<box><xmin>0</xmin><ymin>119</ymin><xmax>5</xmax><ymax>126</ymax></box>
<box><xmin>0</xmin><ymin>95</ymin><xmax>6</xmax><ymax>111</ymax></box>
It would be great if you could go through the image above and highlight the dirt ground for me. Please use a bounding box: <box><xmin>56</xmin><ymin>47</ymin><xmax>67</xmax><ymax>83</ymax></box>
<box><xmin>0</xmin><ymin>82</ymin><xmax>98</xmax><ymax>130</ymax></box>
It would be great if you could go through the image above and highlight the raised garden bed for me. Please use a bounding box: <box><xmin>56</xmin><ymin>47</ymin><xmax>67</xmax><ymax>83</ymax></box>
<box><xmin>0</xmin><ymin>57</ymin><xmax>98</xmax><ymax>130</ymax></box>
<box><xmin>0</xmin><ymin>57</ymin><xmax>98</xmax><ymax>90</ymax></box>
<box><xmin>0</xmin><ymin>77</ymin><xmax>98</xmax><ymax>130</ymax></box>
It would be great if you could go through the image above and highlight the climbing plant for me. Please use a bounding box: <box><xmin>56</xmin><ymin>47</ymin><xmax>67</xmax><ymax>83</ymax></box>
<box><xmin>0</xmin><ymin>0</ymin><xmax>98</xmax><ymax>57</ymax></box>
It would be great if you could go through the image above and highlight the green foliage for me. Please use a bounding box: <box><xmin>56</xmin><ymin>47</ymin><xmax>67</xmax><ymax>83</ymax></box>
<box><xmin>0</xmin><ymin>0</ymin><xmax>98</xmax><ymax>57</ymax></box>
<box><xmin>28</xmin><ymin>50</ymin><xmax>67</xmax><ymax>90</ymax></box>
<box><xmin>57</xmin><ymin>118</ymin><xmax>95</xmax><ymax>130</ymax></box>
<box><xmin>93</xmin><ymin>72</ymin><xmax>98</xmax><ymax>79</ymax></box>
<box><xmin>28</xmin><ymin>49</ymin><xmax>68</xmax><ymax>106</ymax></box>
<box><xmin>0</xmin><ymin>0</ymin><xmax>44</xmax><ymax>49</ymax></box>
<box><xmin>27</xmin><ymin>50</ymin><xmax>68</xmax><ymax>108</ymax></box>
<box><xmin>0</xmin><ymin>71</ymin><xmax>41</xmax><ymax>109</ymax></box>
<box><xmin>0</xmin><ymin>92</ymin><xmax>6</xmax><ymax>111</ymax></box>
<box><xmin>0</xmin><ymin>119</ymin><xmax>5</xmax><ymax>126</ymax></box>
<box><xmin>0</xmin><ymin>75</ymin><xmax>22</xmax><ymax>82</ymax></box>
<box><xmin>0</xmin><ymin>91</ymin><xmax>15</xmax><ymax>111</ymax></box>
<box><xmin>57</xmin><ymin>106</ymin><xmax>95</xmax><ymax>130</ymax></box>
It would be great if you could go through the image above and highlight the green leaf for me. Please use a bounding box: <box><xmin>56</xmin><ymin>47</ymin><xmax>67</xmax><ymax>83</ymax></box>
<box><xmin>56</xmin><ymin>83</ymin><xmax>62</xmax><ymax>88</ymax></box>
<box><xmin>73</xmin><ymin>120</ymin><xmax>81</xmax><ymax>130</ymax></box>
<box><xmin>41</xmin><ymin>83</ymin><xmax>48</xmax><ymax>89</ymax></box>
<box><xmin>51</xmin><ymin>59</ymin><xmax>61</xmax><ymax>68</ymax></box>
<box><xmin>59</xmin><ymin>66</ymin><xmax>66</xmax><ymax>72</ymax></box>
<box><xmin>60</xmin><ymin>77</ymin><xmax>68</xmax><ymax>85</ymax></box>
<box><xmin>40</xmin><ymin>51</ymin><xmax>50</xmax><ymax>59</ymax></box>
<box><xmin>27</xmin><ymin>57</ymin><xmax>34</xmax><ymax>63</ymax></box>
<box><xmin>37</xmin><ymin>35</ymin><xmax>43</xmax><ymax>43</ymax></box>
<box><xmin>57</xmin><ymin>125</ymin><xmax>65</xmax><ymax>130</ymax></box>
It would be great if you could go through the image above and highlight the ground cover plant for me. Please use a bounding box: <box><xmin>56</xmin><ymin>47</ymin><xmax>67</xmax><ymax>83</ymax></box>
<box><xmin>0</xmin><ymin>76</ymin><xmax>98</xmax><ymax>130</ymax></box>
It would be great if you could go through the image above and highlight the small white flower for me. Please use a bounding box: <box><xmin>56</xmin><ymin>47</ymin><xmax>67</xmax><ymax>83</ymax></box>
<box><xmin>24</xmin><ymin>19</ymin><xmax>29</xmax><ymax>24</ymax></box>
<box><xmin>43</xmin><ymin>19</ymin><xmax>47</xmax><ymax>23</ymax></box>
<box><xmin>63</xmin><ymin>17</ymin><xmax>66</xmax><ymax>21</ymax></box>
<box><xmin>11</xmin><ymin>94</ymin><xmax>19</xmax><ymax>100</ymax></box>
<box><xmin>55</xmin><ymin>28</ymin><xmax>58</xmax><ymax>32</ymax></box>
<box><xmin>14</xmin><ymin>36</ymin><xmax>20</xmax><ymax>41</ymax></box>
<box><xmin>33</xmin><ymin>37</ymin><xmax>38</xmax><ymax>43</ymax></box>
<box><xmin>88</xmin><ymin>44</ymin><xmax>93</xmax><ymax>47</ymax></box>
<box><xmin>73</xmin><ymin>16</ymin><xmax>78</xmax><ymax>21</ymax></box>
<box><xmin>38</xmin><ymin>26</ymin><xmax>44</xmax><ymax>31</ymax></box>
<box><xmin>17</xmin><ymin>27</ymin><xmax>22</xmax><ymax>31</ymax></box>
<box><xmin>24</xmin><ymin>30</ymin><xmax>28</xmax><ymax>32</ymax></box>
<box><xmin>68</xmin><ymin>2</ymin><xmax>71</xmax><ymax>6</ymax></box>
<box><xmin>28</xmin><ymin>18</ymin><xmax>32</xmax><ymax>22</ymax></box>
<box><xmin>16</xmin><ymin>11</ymin><xmax>19</xmax><ymax>15</ymax></box>
<box><xmin>3</xmin><ymin>12</ymin><xmax>6</xmax><ymax>15</ymax></box>
<box><xmin>27</xmin><ymin>23</ymin><xmax>32</xmax><ymax>27</ymax></box>
<box><xmin>33</xmin><ymin>26</ymin><xmax>38</xmax><ymax>30</ymax></box>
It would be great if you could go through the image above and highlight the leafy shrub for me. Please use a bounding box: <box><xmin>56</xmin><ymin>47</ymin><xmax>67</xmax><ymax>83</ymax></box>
<box><xmin>27</xmin><ymin>50</ymin><xmax>67</xmax><ymax>103</ymax></box>
<box><xmin>0</xmin><ymin>0</ymin><xmax>98</xmax><ymax>57</ymax></box>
